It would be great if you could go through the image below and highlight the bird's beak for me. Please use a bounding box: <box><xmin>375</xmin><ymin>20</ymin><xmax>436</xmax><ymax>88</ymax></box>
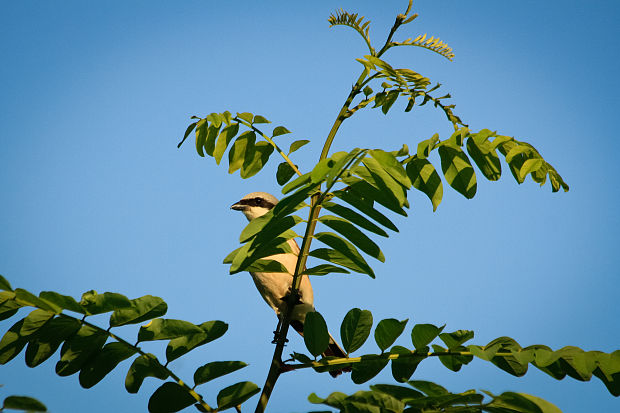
<box><xmin>230</xmin><ymin>201</ymin><xmax>245</xmax><ymax>211</ymax></box>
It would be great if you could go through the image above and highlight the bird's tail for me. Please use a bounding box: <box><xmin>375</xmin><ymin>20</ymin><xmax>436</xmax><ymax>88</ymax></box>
<box><xmin>290</xmin><ymin>321</ymin><xmax>351</xmax><ymax>378</ymax></box>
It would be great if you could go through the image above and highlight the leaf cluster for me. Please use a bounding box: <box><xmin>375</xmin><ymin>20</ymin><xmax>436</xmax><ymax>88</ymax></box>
<box><xmin>0</xmin><ymin>276</ymin><xmax>259</xmax><ymax>412</ymax></box>
<box><xmin>291</xmin><ymin>308</ymin><xmax>619</xmax><ymax>397</ymax></box>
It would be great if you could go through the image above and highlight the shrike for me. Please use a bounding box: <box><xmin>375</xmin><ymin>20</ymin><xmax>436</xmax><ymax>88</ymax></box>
<box><xmin>231</xmin><ymin>192</ymin><xmax>349</xmax><ymax>377</ymax></box>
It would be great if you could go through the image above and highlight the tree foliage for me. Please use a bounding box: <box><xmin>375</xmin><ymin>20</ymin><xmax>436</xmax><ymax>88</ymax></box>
<box><xmin>1</xmin><ymin>1</ymin><xmax>616</xmax><ymax>412</ymax></box>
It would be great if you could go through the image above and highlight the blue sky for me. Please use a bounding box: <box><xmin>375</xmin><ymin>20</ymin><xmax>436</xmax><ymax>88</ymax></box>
<box><xmin>1</xmin><ymin>1</ymin><xmax>619</xmax><ymax>412</ymax></box>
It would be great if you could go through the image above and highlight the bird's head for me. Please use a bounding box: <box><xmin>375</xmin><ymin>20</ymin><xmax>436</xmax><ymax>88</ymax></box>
<box><xmin>230</xmin><ymin>192</ymin><xmax>278</xmax><ymax>221</ymax></box>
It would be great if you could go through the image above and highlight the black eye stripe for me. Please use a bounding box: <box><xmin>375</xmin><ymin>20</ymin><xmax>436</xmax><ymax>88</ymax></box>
<box><xmin>237</xmin><ymin>198</ymin><xmax>276</xmax><ymax>209</ymax></box>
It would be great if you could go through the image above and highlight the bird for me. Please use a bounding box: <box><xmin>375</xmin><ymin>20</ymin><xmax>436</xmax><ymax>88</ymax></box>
<box><xmin>231</xmin><ymin>191</ymin><xmax>350</xmax><ymax>377</ymax></box>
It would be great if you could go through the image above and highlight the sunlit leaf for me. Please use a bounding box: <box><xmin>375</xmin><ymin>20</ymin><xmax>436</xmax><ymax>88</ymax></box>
<box><xmin>302</xmin><ymin>264</ymin><xmax>350</xmax><ymax>276</ymax></box>
<box><xmin>322</xmin><ymin>202</ymin><xmax>388</xmax><ymax>237</ymax></box>
<box><xmin>240</xmin><ymin>141</ymin><xmax>273</xmax><ymax>178</ymax></box>
<box><xmin>109</xmin><ymin>295</ymin><xmax>168</xmax><ymax>327</ymax></box>
<box><xmin>438</xmin><ymin>145</ymin><xmax>477</xmax><ymax>199</ymax></box>
<box><xmin>213</xmin><ymin>123</ymin><xmax>239</xmax><ymax>165</ymax></box>
<box><xmin>272</xmin><ymin>126</ymin><xmax>291</xmax><ymax>137</ymax></box>
<box><xmin>314</xmin><ymin>232</ymin><xmax>375</xmax><ymax>277</ymax></box>
<box><xmin>406</xmin><ymin>158</ymin><xmax>443</xmax><ymax>211</ymax></box>
<box><xmin>0</xmin><ymin>319</ymin><xmax>29</xmax><ymax>364</ymax></box>
<box><xmin>39</xmin><ymin>291</ymin><xmax>85</xmax><ymax>314</ymax></box>
<box><xmin>79</xmin><ymin>291</ymin><xmax>131</xmax><ymax>315</ymax></box>
<box><xmin>318</xmin><ymin>215</ymin><xmax>384</xmax><ymax>262</ymax></box>
<box><xmin>0</xmin><ymin>275</ymin><xmax>13</xmax><ymax>291</ymax></box>
<box><xmin>288</xmin><ymin>139</ymin><xmax>310</xmax><ymax>155</ymax></box>
<box><xmin>166</xmin><ymin>320</ymin><xmax>228</xmax><ymax>363</ymax></box>
<box><xmin>228</xmin><ymin>131</ymin><xmax>256</xmax><ymax>174</ymax></box>
<box><xmin>137</xmin><ymin>319</ymin><xmax>203</xmax><ymax>342</ymax></box>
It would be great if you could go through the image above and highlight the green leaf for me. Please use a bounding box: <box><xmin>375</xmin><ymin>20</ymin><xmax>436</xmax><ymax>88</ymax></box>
<box><xmin>438</xmin><ymin>145</ymin><xmax>477</xmax><ymax>199</ymax></box>
<box><xmin>228</xmin><ymin>131</ymin><xmax>256</xmax><ymax>174</ymax></box>
<box><xmin>125</xmin><ymin>353</ymin><xmax>169</xmax><ymax>394</ymax></box>
<box><xmin>322</xmin><ymin>202</ymin><xmax>388</xmax><ymax>238</ymax></box>
<box><xmin>314</xmin><ymin>232</ymin><xmax>375</xmax><ymax>277</ymax></box>
<box><xmin>370</xmin><ymin>383</ymin><xmax>424</xmax><ymax>402</ymax></box>
<box><xmin>216</xmin><ymin>381</ymin><xmax>260</xmax><ymax>410</ymax></box>
<box><xmin>39</xmin><ymin>291</ymin><xmax>85</xmax><ymax>314</ymax></box>
<box><xmin>109</xmin><ymin>295</ymin><xmax>168</xmax><ymax>327</ymax></box>
<box><xmin>486</xmin><ymin>336</ymin><xmax>528</xmax><ymax>377</ymax></box>
<box><xmin>381</xmin><ymin>89</ymin><xmax>400</xmax><ymax>114</ymax></box>
<box><xmin>309</xmin><ymin>248</ymin><xmax>371</xmax><ymax>276</ymax></box>
<box><xmin>407</xmin><ymin>380</ymin><xmax>449</xmax><ymax>396</ymax></box>
<box><xmin>352</xmin><ymin>355</ymin><xmax>389</xmax><ymax>384</ymax></box>
<box><xmin>302</xmin><ymin>264</ymin><xmax>350</xmax><ymax>276</ymax></box>
<box><xmin>55</xmin><ymin>325</ymin><xmax>108</xmax><ymax>376</ymax></box>
<box><xmin>288</xmin><ymin>139</ymin><xmax>310</xmax><ymax>155</ymax></box>
<box><xmin>240</xmin><ymin>141</ymin><xmax>273</xmax><ymax>178</ymax></box>
<box><xmin>14</xmin><ymin>289</ymin><xmax>60</xmax><ymax>313</ymax></box>
<box><xmin>439</xmin><ymin>330</ymin><xmax>474</xmax><ymax>350</ymax></box>
<box><xmin>0</xmin><ymin>319</ymin><xmax>29</xmax><ymax>364</ymax></box>
<box><xmin>487</xmin><ymin>391</ymin><xmax>562</xmax><ymax>413</ymax></box>
<box><xmin>369</xmin><ymin>149</ymin><xmax>411</xmax><ymax>188</ymax></box>
<box><xmin>20</xmin><ymin>309</ymin><xmax>54</xmax><ymax>336</ymax></box>
<box><xmin>177</xmin><ymin>120</ymin><xmax>197</xmax><ymax>149</ymax></box>
<box><xmin>244</xmin><ymin>259</ymin><xmax>289</xmax><ymax>274</ymax></box>
<box><xmin>253</xmin><ymin>115</ymin><xmax>270</xmax><ymax>124</ymax></box>
<box><xmin>411</xmin><ymin>323</ymin><xmax>445</xmax><ymax>350</ymax></box>
<box><xmin>213</xmin><ymin>123</ymin><xmax>239</xmax><ymax>165</ymax></box>
<box><xmin>79</xmin><ymin>291</ymin><xmax>132</xmax><ymax>315</ymax></box>
<box><xmin>166</xmin><ymin>320</ymin><xmax>228</xmax><ymax>363</ymax></box>
<box><xmin>236</xmin><ymin>112</ymin><xmax>253</xmax><ymax>123</ymax></box>
<box><xmin>432</xmin><ymin>344</ymin><xmax>473</xmax><ymax>372</ymax></box>
<box><xmin>272</xmin><ymin>126</ymin><xmax>291</xmax><ymax>137</ymax></box>
<box><xmin>416</xmin><ymin>134</ymin><xmax>439</xmax><ymax>159</ymax></box>
<box><xmin>0</xmin><ymin>275</ymin><xmax>13</xmax><ymax>291</ymax></box>
<box><xmin>282</xmin><ymin>172</ymin><xmax>311</xmax><ymax>194</ymax></box>
<box><xmin>137</xmin><ymin>319</ymin><xmax>203</xmax><ymax>342</ymax></box>
<box><xmin>304</xmin><ymin>311</ymin><xmax>330</xmax><ymax>357</ymax></box>
<box><xmin>148</xmin><ymin>382</ymin><xmax>196</xmax><ymax>413</ymax></box>
<box><xmin>341</xmin><ymin>308</ymin><xmax>373</xmax><ymax>353</ymax></box>
<box><xmin>318</xmin><ymin>215</ymin><xmax>384</xmax><ymax>262</ymax></box>
<box><xmin>3</xmin><ymin>396</ymin><xmax>47</xmax><ymax>412</ymax></box>
<box><xmin>358</xmin><ymin>159</ymin><xmax>408</xmax><ymax>209</ymax></box>
<box><xmin>390</xmin><ymin>345</ymin><xmax>425</xmax><ymax>383</ymax></box>
<box><xmin>333</xmin><ymin>189</ymin><xmax>399</xmax><ymax>232</ymax></box>
<box><xmin>206</xmin><ymin>112</ymin><xmax>222</xmax><ymax>128</ymax></box>
<box><xmin>194</xmin><ymin>119</ymin><xmax>207</xmax><ymax>157</ymax></box>
<box><xmin>466</xmin><ymin>136</ymin><xmax>502</xmax><ymax>181</ymax></box>
<box><xmin>194</xmin><ymin>361</ymin><xmax>248</xmax><ymax>386</ymax></box>
<box><xmin>276</xmin><ymin>162</ymin><xmax>297</xmax><ymax>185</ymax></box>
<box><xmin>204</xmin><ymin>124</ymin><xmax>221</xmax><ymax>156</ymax></box>
<box><xmin>406</xmin><ymin>158</ymin><xmax>443</xmax><ymax>211</ymax></box>
<box><xmin>79</xmin><ymin>342</ymin><xmax>137</xmax><ymax>388</ymax></box>
<box><xmin>374</xmin><ymin>319</ymin><xmax>408</xmax><ymax>352</ymax></box>
<box><xmin>25</xmin><ymin>317</ymin><xmax>81</xmax><ymax>367</ymax></box>
<box><xmin>520</xmin><ymin>158</ymin><xmax>544</xmax><ymax>181</ymax></box>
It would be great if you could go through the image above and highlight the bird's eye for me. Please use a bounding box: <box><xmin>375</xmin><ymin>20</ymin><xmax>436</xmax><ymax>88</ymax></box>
<box><xmin>255</xmin><ymin>198</ymin><xmax>263</xmax><ymax>207</ymax></box>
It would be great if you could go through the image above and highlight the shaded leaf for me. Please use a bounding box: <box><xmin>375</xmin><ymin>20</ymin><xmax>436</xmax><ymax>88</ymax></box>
<box><xmin>318</xmin><ymin>215</ymin><xmax>384</xmax><ymax>262</ymax></box>
<box><xmin>314</xmin><ymin>232</ymin><xmax>375</xmax><ymax>277</ymax></box>
<box><xmin>240</xmin><ymin>141</ymin><xmax>273</xmax><ymax>178</ymax></box>
<box><xmin>374</xmin><ymin>319</ymin><xmax>408</xmax><ymax>352</ymax></box>
<box><xmin>3</xmin><ymin>396</ymin><xmax>47</xmax><ymax>412</ymax></box>
<box><xmin>0</xmin><ymin>275</ymin><xmax>13</xmax><ymax>291</ymax></box>
<box><xmin>369</xmin><ymin>150</ymin><xmax>411</xmax><ymax>188</ymax></box>
<box><xmin>125</xmin><ymin>353</ymin><xmax>169</xmax><ymax>394</ymax></box>
<box><xmin>110</xmin><ymin>295</ymin><xmax>168</xmax><ymax>327</ymax></box>
<box><xmin>352</xmin><ymin>355</ymin><xmax>389</xmax><ymax>384</ymax></box>
<box><xmin>406</xmin><ymin>157</ymin><xmax>443</xmax><ymax>211</ymax></box>
<box><xmin>20</xmin><ymin>309</ymin><xmax>54</xmax><ymax>336</ymax></box>
<box><xmin>322</xmin><ymin>202</ymin><xmax>388</xmax><ymax>237</ymax></box>
<box><xmin>194</xmin><ymin>361</ymin><xmax>248</xmax><ymax>386</ymax></box>
<box><xmin>138</xmin><ymin>319</ymin><xmax>203</xmax><ymax>342</ymax></box>
<box><xmin>39</xmin><ymin>291</ymin><xmax>85</xmax><ymax>314</ymax></box>
<box><xmin>304</xmin><ymin>311</ymin><xmax>330</xmax><ymax>357</ymax></box>
<box><xmin>370</xmin><ymin>383</ymin><xmax>424</xmax><ymax>402</ymax></box>
<box><xmin>333</xmin><ymin>189</ymin><xmax>399</xmax><ymax>232</ymax></box>
<box><xmin>79</xmin><ymin>342</ymin><xmax>137</xmax><ymax>388</ymax></box>
<box><xmin>216</xmin><ymin>381</ymin><xmax>260</xmax><ymax>410</ymax></box>
<box><xmin>253</xmin><ymin>115</ymin><xmax>270</xmax><ymax>124</ymax></box>
<box><xmin>302</xmin><ymin>264</ymin><xmax>350</xmax><ymax>276</ymax></box>
<box><xmin>411</xmin><ymin>323</ymin><xmax>444</xmax><ymax>350</ymax></box>
<box><xmin>213</xmin><ymin>123</ymin><xmax>240</xmax><ymax>165</ymax></box>
<box><xmin>0</xmin><ymin>319</ymin><xmax>29</xmax><ymax>364</ymax></box>
<box><xmin>438</xmin><ymin>145</ymin><xmax>477</xmax><ymax>199</ymax></box>
<box><xmin>439</xmin><ymin>330</ymin><xmax>474</xmax><ymax>350</ymax></box>
<box><xmin>166</xmin><ymin>320</ymin><xmax>228</xmax><ymax>363</ymax></box>
<box><xmin>390</xmin><ymin>345</ymin><xmax>425</xmax><ymax>383</ymax></box>
<box><xmin>228</xmin><ymin>131</ymin><xmax>256</xmax><ymax>174</ymax></box>
<box><xmin>79</xmin><ymin>291</ymin><xmax>131</xmax><ymax>315</ymax></box>
<box><xmin>148</xmin><ymin>382</ymin><xmax>196</xmax><ymax>413</ymax></box>
<box><xmin>55</xmin><ymin>325</ymin><xmax>108</xmax><ymax>376</ymax></box>
<box><xmin>466</xmin><ymin>136</ymin><xmax>502</xmax><ymax>181</ymax></box>
<box><xmin>276</xmin><ymin>162</ymin><xmax>297</xmax><ymax>185</ymax></box>
<box><xmin>341</xmin><ymin>308</ymin><xmax>373</xmax><ymax>353</ymax></box>
<box><xmin>25</xmin><ymin>316</ymin><xmax>81</xmax><ymax>367</ymax></box>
